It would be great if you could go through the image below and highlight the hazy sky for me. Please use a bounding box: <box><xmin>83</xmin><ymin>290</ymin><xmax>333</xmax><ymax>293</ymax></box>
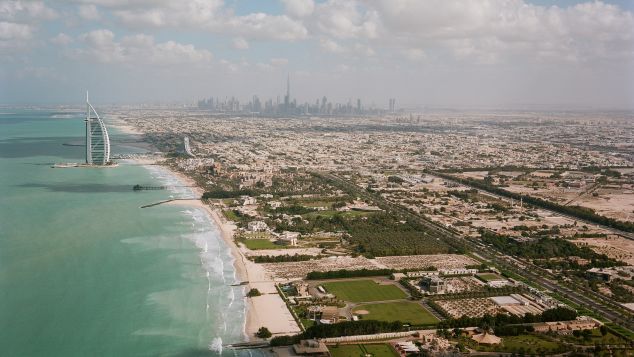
<box><xmin>1</xmin><ymin>0</ymin><xmax>633</xmax><ymax>109</ymax></box>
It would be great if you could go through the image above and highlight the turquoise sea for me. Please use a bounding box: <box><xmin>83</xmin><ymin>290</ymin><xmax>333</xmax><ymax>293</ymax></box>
<box><xmin>0</xmin><ymin>110</ymin><xmax>250</xmax><ymax>356</ymax></box>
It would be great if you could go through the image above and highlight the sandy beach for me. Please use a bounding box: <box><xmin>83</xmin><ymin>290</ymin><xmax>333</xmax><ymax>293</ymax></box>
<box><xmin>108</xmin><ymin>115</ymin><xmax>143</xmax><ymax>135</ymax></box>
<box><xmin>113</xmin><ymin>120</ymin><xmax>301</xmax><ymax>341</ymax></box>
<box><xmin>166</xmin><ymin>198</ymin><xmax>302</xmax><ymax>339</ymax></box>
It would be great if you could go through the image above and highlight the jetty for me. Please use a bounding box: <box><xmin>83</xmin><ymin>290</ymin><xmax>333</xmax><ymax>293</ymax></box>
<box><xmin>224</xmin><ymin>341</ymin><xmax>270</xmax><ymax>350</ymax></box>
<box><xmin>140</xmin><ymin>198</ymin><xmax>199</xmax><ymax>208</ymax></box>
<box><xmin>230</xmin><ymin>281</ymin><xmax>249</xmax><ymax>286</ymax></box>
<box><xmin>133</xmin><ymin>184</ymin><xmax>166</xmax><ymax>191</ymax></box>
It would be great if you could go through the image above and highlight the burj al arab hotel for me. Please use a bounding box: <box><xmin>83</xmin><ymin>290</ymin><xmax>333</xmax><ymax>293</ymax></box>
<box><xmin>85</xmin><ymin>92</ymin><xmax>111</xmax><ymax>165</ymax></box>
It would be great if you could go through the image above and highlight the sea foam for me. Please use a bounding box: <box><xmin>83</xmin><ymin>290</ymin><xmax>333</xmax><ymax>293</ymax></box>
<box><xmin>147</xmin><ymin>164</ymin><xmax>248</xmax><ymax>354</ymax></box>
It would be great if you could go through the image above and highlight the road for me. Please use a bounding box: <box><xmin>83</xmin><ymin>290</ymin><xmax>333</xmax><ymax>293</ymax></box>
<box><xmin>316</xmin><ymin>172</ymin><xmax>634</xmax><ymax>333</ymax></box>
<box><xmin>429</xmin><ymin>171</ymin><xmax>634</xmax><ymax>241</ymax></box>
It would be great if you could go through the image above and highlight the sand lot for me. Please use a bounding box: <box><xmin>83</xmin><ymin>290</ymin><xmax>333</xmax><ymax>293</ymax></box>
<box><xmin>572</xmin><ymin>236</ymin><xmax>634</xmax><ymax>265</ymax></box>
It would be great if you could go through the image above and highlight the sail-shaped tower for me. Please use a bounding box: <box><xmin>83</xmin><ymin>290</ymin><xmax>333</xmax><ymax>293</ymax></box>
<box><xmin>85</xmin><ymin>92</ymin><xmax>110</xmax><ymax>165</ymax></box>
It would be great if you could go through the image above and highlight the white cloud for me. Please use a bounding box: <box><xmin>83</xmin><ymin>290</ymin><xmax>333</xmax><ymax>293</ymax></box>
<box><xmin>0</xmin><ymin>20</ymin><xmax>31</xmax><ymax>51</ymax></box>
<box><xmin>0</xmin><ymin>20</ymin><xmax>29</xmax><ymax>40</ymax></box>
<box><xmin>78</xmin><ymin>4</ymin><xmax>99</xmax><ymax>20</ymax></box>
<box><xmin>0</xmin><ymin>1</ymin><xmax>57</xmax><ymax>22</ymax></box>
<box><xmin>281</xmin><ymin>0</ymin><xmax>314</xmax><ymax>18</ymax></box>
<box><xmin>50</xmin><ymin>32</ymin><xmax>73</xmax><ymax>45</ymax></box>
<box><xmin>319</xmin><ymin>38</ymin><xmax>344</xmax><ymax>53</ymax></box>
<box><xmin>108</xmin><ymin>0</ymin><xmax>307</xmax><ymax>41</ymax></box>
<box><xmin>222</xmin><ymin>13</ymin><xmax>307</xmax><ymax>41</ymax></box>
<box><xmin>0</xmin><ymin>1</ymin><xmax>57</xmax><ymax>52</ymax></box>
<box><xmin>313</xmin><ymin>1</ymin><xmax>379</xmax><ymax>40</ymax></box>
<box><xmin>232</xmin><ymin>37</ymin><xmax>249</xmax><ymax>50</ymax></box>
<box><xmin>368</xmin><ymin>0</ymin><xmax>634</xmax><ymax>63</ymax></box>
<box><xmin>74</xmin><ymin>29</ymin><xmax>213</xmax><ymax>65</ymax></box>
<box><xmin>219</xmin><ymin>59</ymin><xmax>239</xmax><ymax>72</ymax></box>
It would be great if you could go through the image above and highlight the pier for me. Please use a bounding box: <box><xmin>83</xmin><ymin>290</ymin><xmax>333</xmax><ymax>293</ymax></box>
<box><xmin>140</xmin><ymin>198</ymin><xmax>198</xmax><ymax>208</ymax></box>
<box><xmin>133</xmin><ymin>184</ymin><xmax>166</xmax><ymax>191</ymax></box>
<box><xmin>224</xmin><ymin>341</ymin><xmax>270</xmax><ymax>350</ymax></box>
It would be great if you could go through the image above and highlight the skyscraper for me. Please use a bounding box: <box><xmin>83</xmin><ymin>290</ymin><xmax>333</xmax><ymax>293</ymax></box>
<box><xmin>284</xmin><ymin>74</ymin><xmax>290</xmax><ymax>112</ymax></box>
<box><xmin>389</xmin><ymin>98</ymin><xmax>396</xmax><ymax>113</ymax></box>
<box><xmin>85</xmin><ymin>92</ymin><xmax>110</xmax><ymax>165</ymax></box>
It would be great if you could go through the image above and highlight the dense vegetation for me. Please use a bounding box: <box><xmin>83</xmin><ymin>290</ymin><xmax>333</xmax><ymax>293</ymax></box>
<box><xmin>432</xmin><ymin>171</ymin><xmax>634</xmax><ymax>233</ymax></box>
<box><xmin>272</xmin><ymin>205</ymin><xmax>316</xmax><ymax>215</ymax></box>
<box><xmin>270</xmin><ymin>320</ymin><xmax>404</xmax><ymax>346</ymax></box>
<box><xmin>480</xmin><ymin>230</ymin><xmax>620</xmax><ymax>269</ymax></box>
<box><xmin>202</xmin><ymin>189</ymin><xmax>255</xmax><ymax>199</ymax></box>
<box><xmin>436</xmin><ymin>307</ymin><xmax>577</xmax><ymax>329</ymax></box>
<box><xmin>271</xmin><ymin>211</ymin><xmax>451</xmax><ymax>256</ymax></box>
<box><xmin>581</xmin><ymin>166</ymin><xmax>622</xmax><ymax>178</ymax></box>
<box><xmin>256</xmin><ymin>327</ymin><xmax>272</xmax><ymax>338</ymax></box>
<box><xmin>344</xmin><ymin>213</ymin><xmax>451</xmax><ymax>256</ymax></box>
<box><xmin>246</xmin><ymin>288</ymin><xmax>261</xmax><ymax>297</ymax></box>
<box><xmin>306</xmin><ymin>268</ymin><xmax>395</xmax><ymax>280</ymax></box>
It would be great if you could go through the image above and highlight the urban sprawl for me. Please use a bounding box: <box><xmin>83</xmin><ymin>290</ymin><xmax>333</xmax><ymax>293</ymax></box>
<box><xmin>113</xmin><ymin>99</ymin><xmax>634</xmax><ymax>356</ymax></box>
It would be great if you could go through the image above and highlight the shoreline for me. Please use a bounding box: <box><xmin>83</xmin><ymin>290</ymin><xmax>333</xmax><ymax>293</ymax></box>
<box><xmin>112</xmin><ymin>121</ymin><xmax>301</xmax><ymax>342</ymax></box>
<box><xmin>161</xmin><ymin>171</ymin><xmax>302</xmax><ymax>341</ymax></box>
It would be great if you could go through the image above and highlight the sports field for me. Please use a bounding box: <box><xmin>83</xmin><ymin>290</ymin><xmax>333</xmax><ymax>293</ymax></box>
<box><xmin>241</xmin><ymin>239</ymin><xmax>284</xmax><ymax>250</ymax></box>
<box><xmin>321</xmin><ymin>280</ymin><xmax>407</xmax><ymax>302</ymax></box>
<box><xmin>477</xmin><ymin>273</ymin><xmax>504</xmax><ymax>282</ymax></box>
<box><xmin>329</xmin><ymin>344</ymin><xmax>397</xmax><ymax>357</ymax></box>
<box><xmin>353</xmin><ymin>301</ymin><xmax>439</xmax><ymax>325</ymax></box>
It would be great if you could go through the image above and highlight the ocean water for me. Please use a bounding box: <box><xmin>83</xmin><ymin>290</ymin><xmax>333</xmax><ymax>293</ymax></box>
<box><xmin>0</xmin><ymin>110</ymin><xmax>251</xmax><ymax>356</ymax></box>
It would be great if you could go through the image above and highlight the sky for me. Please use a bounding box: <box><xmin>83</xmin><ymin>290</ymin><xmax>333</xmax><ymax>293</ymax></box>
<box><xmin>1</xmin><ymin>0</ymin><xmax>633</xmax><ymax>109</ymax></box>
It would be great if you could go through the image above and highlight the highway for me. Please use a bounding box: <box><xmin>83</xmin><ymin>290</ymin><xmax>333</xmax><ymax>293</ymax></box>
<box><xmin>429</xmin><ymin>171</ymin><xmax>634</xmax><ymax>241</ymax></box>
<box><xmin>317</xmin><ymin>172</ymin><xmax>634</xmax><ymax>333</ymax></box>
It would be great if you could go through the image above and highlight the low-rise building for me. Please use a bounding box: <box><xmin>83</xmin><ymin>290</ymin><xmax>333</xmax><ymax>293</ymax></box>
<box><xmin>532</xmin><ymin>317</ymin><xmax>601</xmax><ymax>334</ymax></box>
<box><xmin>422</xmin><ymin>276</ymin><xmax>446</xmax><ymax>294</ymax></box>
<box><xmin>292</xmin><ymin>340</ymin><xmax>329</xmax><ymax>356</ymax></box>
<box><xmin>248</xmin><ymin>220</ymin><xmax>269</xmax><ymax>232</ymax></box>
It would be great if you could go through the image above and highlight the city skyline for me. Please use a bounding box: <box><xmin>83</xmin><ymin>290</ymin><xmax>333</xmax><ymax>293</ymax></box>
<box><xmin>1</xmin><ymin>0</ymin><xmax>633</xmax><ymax>109</ymax></box>
<box><xmin>196</xmin><ymin>74</ymin><xmax>397</xmax><ymax>115</ymax></box>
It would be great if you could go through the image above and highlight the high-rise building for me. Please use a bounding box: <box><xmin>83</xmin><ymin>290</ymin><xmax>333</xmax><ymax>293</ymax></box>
<box><xmin>389</xmin><ymin>98</ymin><xmax>396</xmax><ymax>113</ymax></box>
<box><xmin>284</xmin><ymin>74</ymin><xmax>290</xmax><ymax>112</ymax></box>
<box><xmin>85</xmin><ymin>92</ymin><xmax>110</xmax><ymax>165</ymax></box>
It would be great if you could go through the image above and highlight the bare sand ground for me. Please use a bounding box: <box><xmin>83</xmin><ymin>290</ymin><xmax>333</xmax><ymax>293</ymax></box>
<box><xmin>572</xmin><ymin>236</ymin><xmax>634</xmax><ymax>265</ymax></box>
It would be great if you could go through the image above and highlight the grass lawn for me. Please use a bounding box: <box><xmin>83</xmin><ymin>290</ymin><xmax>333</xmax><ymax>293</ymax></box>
<box><xmin>241</xmin><ymin>239</ymin><xmax>285</xmax><ymax>250</ymax></box>
<box><xmin>329</xmin><ymin>344</ymin><xmax>397</xmax><ymax>357</ymax></box>
<box><xmin>477</xmin><ymin>273</ymin><xmax>504</xmax><ymax>282</ymax></box>
<box><xmin>354</xmin><ymin>301</ymin><xmax>439</xmax><ymax>325</ymax></box>
<box><xmin>222</xmin><ymin>209</ymin><xmax>241</xmax><ymax>221</ymax></box>
<box><xmin>562</xmin><ymin>329</ymin><xmax>626</xmax><ymax>345</ymax></box>
<box><xmin>300</xmin><ymin>318</ymin><xmax>315</xmax><ymax>329</ymax></box>
<box><xmin>322</xmin><ymin>280</ymin><xmax>407</xmax><ymax>302</ymax></box>
<box><xmin>606</xmin><ymin>323</ymin><xmax>634</xmax><ymax>340</ymax></box>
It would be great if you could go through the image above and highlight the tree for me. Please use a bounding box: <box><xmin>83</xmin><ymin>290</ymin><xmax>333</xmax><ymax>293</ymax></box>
<box><xmin>599</xmin><ymin>325</ymin><xmax>608</xmax><ymax>336</ymax></box>
<box><xmin>581</xmin><ymin>329</ymin><xmax>592</xmax><ymax>341</ymax></box>
<box><xmin>256</xmin><ymin>327</ymin><xmax>272</xmax><ymax>338</ymax></box>
<box><xmin>247</xmin><ymin>288</ymin><xmax>262</xmax><ymax>297</ymax></box>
